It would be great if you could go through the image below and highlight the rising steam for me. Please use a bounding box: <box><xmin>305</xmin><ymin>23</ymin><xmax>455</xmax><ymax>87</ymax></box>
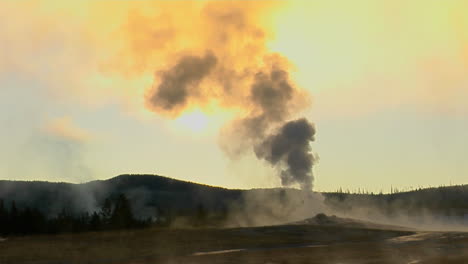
<box><xmin>255</xmin><ymin>118</ymin><xmax>316</xmax><ymax>190</ymax></box>
<box><xmin>142</xmin><ymin>2</ymin><xmax>317</xmax><ymax>190</ymax></box>
<box><xmin>148</xmin><ymin>52</ymin><xmax>217</xmax><ymax>115</ymax></box>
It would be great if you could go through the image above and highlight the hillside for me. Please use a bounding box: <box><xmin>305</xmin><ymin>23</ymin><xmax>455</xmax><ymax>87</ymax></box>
<box><xmin>323</xmin><ymin>185</ymin><xmax>468</xmax><ymax>219</ymax></box>
<box><xmin>1</xmin><ymin>175</ymin><xmax>468</xmax><ymax>227</ymax></box>
<box><xmin>0</xmin><ymin>174</ymin><xmax>241</xmax><ymax>218</ymax></box>
<box><xmin>0</xmin><ymin>175</ymin><xmax>316</xmax><ymax>226</ymax></box>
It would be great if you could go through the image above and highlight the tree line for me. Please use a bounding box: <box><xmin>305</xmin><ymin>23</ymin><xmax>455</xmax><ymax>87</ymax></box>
<box><xmin>0</xmin><ymin>194</ymin><xmax>149</xmax><ymax>236</ymax></box>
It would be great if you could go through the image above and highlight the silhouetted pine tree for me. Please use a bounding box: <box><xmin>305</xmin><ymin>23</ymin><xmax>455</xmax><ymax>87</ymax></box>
<box><xmin>9</xmin><ymin>201</ymin><xmax>19</xmax><ymax>234</ymax></box>
<box><xmin>194</xmin><ymin>203</ymin><xmax>207</xmax><ymax>227</ymax></box>
<box><xmin>0</xmin><ymin>199</ymin><xmax>7</xmax><ymax>235</ymax></box>
<box><xmin>89</xmin><ymin>212</ymin><xmax>102</xmax><ymax>231</ymax></box>
<box><xmin>100</xmin><ymin>198</ymin><xmax>113</xmax><ymax>226</ymax></box>
<box><xmin>0</xmin><ymin>194</ymin><xmax>150</xmax><ymax>236</ymax></box>
<box><xmin>110</xmin><ymin>194</ymin><xmax>135</xmax><ymax>229</ymax></box>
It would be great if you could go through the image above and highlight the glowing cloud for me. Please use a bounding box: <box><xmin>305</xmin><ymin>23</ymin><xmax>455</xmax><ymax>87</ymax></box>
<box><xmin>44</xmin><ymin>116</ymin><xmax>91</xmax><ymax>142</ymax></box>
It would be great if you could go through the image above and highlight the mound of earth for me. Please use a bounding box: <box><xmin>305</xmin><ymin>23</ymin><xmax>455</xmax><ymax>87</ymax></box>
<box><xmin>293</xmin><ymin>213</ymin><xmax>412</xmax><ymax>231</ymax></box>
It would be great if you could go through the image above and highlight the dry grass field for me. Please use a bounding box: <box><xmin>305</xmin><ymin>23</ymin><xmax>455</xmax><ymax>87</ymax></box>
<box><xmin>1</xmin><ymin>221</ymin><xmax>468</xmax><ymax>264</ymax></box>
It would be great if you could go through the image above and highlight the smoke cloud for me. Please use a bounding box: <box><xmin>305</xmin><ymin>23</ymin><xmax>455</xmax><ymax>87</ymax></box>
<box><xmin>255</xmin><ymin>119</ymin><xmax>316</xmax><ymax>190</ymax></box>
<box><xmin>0</xmin><ymin>0</ymin><xmax>319</xmax><ymax>189</ymax></box>
<box><xmin>148</xmin><ymin>52</ymin><xmax>217</xmax><ymax>116</ymax></box>
<box><xmin>142</xmin><ymin>2</ymin><xmax>318</xmax><ymax>190</ymax></box>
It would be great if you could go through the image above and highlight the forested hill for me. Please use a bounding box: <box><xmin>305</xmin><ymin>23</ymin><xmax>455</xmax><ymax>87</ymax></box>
<box><xmin>323</xmin><ymin>184</ymin><xmax>468</xmax><ymax>218</ymax></box>
<box><xmin>1</xmin><ymin>174</ymin><xmax>468</xmax><ymax>220</ymax></box>
<box><xmin>0</xmin><ymin>174</ymin><xmax>245</xmax><ymax>218</ymax></box>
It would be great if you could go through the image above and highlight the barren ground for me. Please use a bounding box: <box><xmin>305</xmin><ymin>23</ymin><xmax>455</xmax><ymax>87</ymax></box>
<box><xmin>1</xmin><ymin>222</ymin><xmax>468</xmax><ymax>264</ymax></box>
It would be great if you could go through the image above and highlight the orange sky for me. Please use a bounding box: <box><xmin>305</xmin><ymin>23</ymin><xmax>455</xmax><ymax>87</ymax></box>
<box><xmin>1</xmin><ymin>1</ymin><xmax>467</xmax><ymax>192</ymax></box>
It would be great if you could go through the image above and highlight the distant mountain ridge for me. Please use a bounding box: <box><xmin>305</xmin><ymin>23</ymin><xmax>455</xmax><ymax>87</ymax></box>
<box><xmin>0</xmin><ymin>174</ymin><xmax>246</xmax><ymax>218</ymax></box>
<box><xmin>1</xmin><ymin>174</ymin><xmax>468</xmax><ymax>226</ymax></box>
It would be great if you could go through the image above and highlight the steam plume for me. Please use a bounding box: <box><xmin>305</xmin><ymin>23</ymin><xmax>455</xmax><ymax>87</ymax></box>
<box><xmin>141</xmin><ymin>2</ymin><xmax>317</xmax><ymax>190</ymax></box>
<box><xmin>255</xmin><ymin>119</ymin><xmax>316</xmax><ymax>190</ymax></box>
<box><xmin>148</xmin><ymin>52</ymin><xmax>217</xmax><ymax>116</ymax></box>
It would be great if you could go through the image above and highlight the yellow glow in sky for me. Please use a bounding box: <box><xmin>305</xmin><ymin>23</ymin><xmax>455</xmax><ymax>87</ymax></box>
<box><xmin>174</xmin><ymin>109</ymin><xmax>210</xmax><ymax>133</ymax></box>
<box><xmin>1</xmin><ymin>0</ymin><xmax>468</xmax><ymax>192</ymax></box>
<box><xmin>269</xmin><ymin>0</ymin><xmax>468</xmax><ymax>117</ymax></box>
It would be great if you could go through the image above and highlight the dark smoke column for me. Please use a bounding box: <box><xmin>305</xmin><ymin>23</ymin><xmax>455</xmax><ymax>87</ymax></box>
<box><xmin>147</xmin><ymin>54</ymin><xmax>318</xmax><ymax>190</ymax></box>
<box><xmin>233</xmin><ymin>67</ymin><xmax>318</xmax><ymax>191</ymax></box>
<box><xmin>255</xmin><ymin>118</ymin><xmax>316</xmax><ymax>190</ymax></box>
<box><xmin>147</xmin><ymin>51</ymin><xmax>217</xmax><ymax>116</ymax></box>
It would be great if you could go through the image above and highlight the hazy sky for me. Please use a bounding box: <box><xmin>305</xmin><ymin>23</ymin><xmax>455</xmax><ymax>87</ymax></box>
<box><xmin>1</xmin><ymin>0</ymin><xmax>467</xmax><ymax>192</ymax></box>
